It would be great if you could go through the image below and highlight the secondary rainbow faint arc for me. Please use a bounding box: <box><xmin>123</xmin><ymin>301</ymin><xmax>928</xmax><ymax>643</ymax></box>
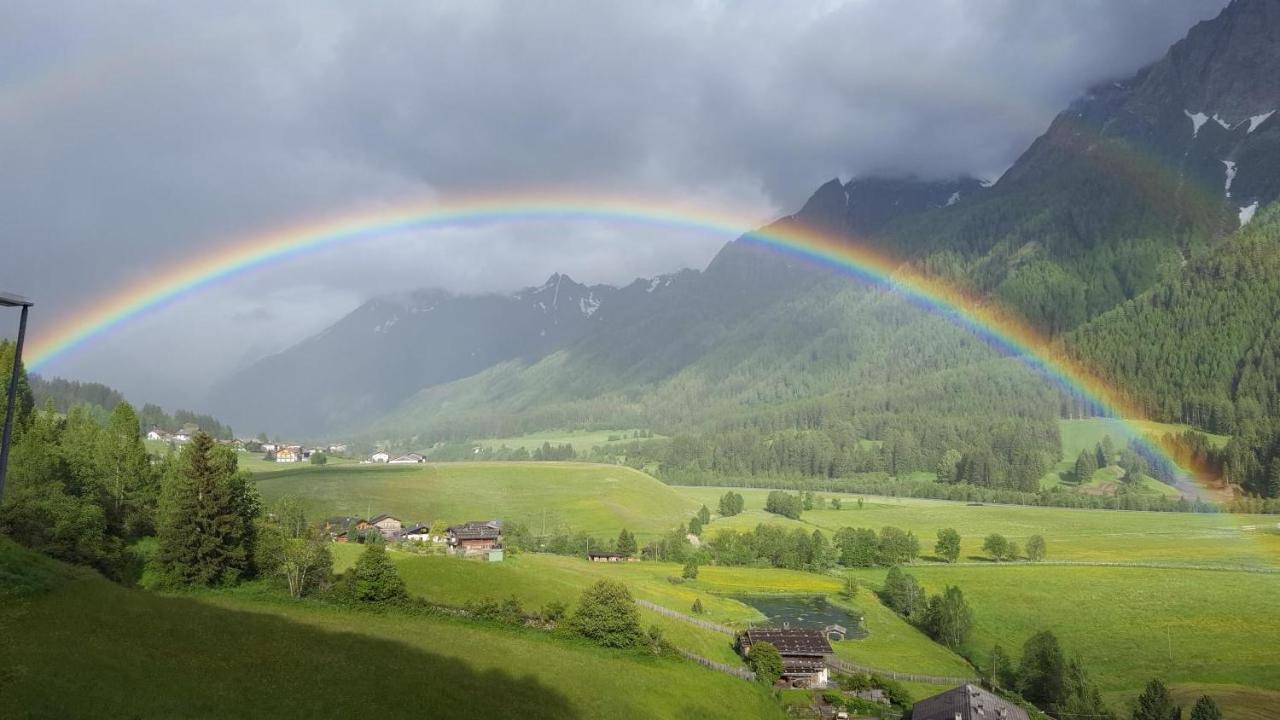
<box><xmin>23</xmin><ymin>193</ymin><xmax>1196</xmax><ymax>488</ymax></box>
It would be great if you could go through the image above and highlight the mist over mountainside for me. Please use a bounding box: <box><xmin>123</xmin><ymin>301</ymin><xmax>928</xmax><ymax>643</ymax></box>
<box><xmin>213</xmin><ymin>0</ymin><xmax>1280</xmax><ymax>458</ymax></box>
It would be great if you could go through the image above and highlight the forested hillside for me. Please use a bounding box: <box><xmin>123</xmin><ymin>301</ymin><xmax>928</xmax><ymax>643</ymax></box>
<box><xmin>11</xmin><ymin>356</ymin><xmax>234</xmax><ymax>440</ymax></box>
<box><xmin>1069</xmin><ymin>203</ymin><xmax>1280</xmax><ymax>496</ymax></box>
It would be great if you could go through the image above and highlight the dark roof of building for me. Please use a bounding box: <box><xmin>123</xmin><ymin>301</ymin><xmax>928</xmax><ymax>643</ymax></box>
<box><xmin>404</xmin><ymin>524</ymin><xmax>431</xmax><ymax>534</ymax></box>
<box><xmin>743</xmin><ymin>628</ymin><xmax>833</xmax><ymax>656</ymax></box>
<box><xmin>912</xmin><ymin>685</ymin><xmax>1030</xmax><ymax>720</ymax></box>
<box><xmin>448</xmin><ymin>521</ymin><xmax>502</xmax><ymax>540</ymax></box>
<box><xmin>781</xmin><ymin>657</ymin><xmax>827</xmax><ymax>674</ymax></box>
<box><xmin>588</xmin><ymin>551</ymin><xmax>627</xmax><ymax>558</ymax></box>
<box><xmin>369</xmin><ymin>514</ymin><xmax>401</xmax><ymax>524</ymax></box>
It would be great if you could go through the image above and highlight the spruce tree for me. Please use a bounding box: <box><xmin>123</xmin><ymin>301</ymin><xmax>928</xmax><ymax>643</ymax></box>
<box><xmin>352</xmin><ymin>542</ymin><xmax>406</xmax><ymax>602</ymax></box>
<box><xmin>156</xmin><ymin>432</ymin><xmax>256</xmax><ymax>586</ymax></box>
<box><xmin>1132</xmin><ymin>678</ymin><xmax>1181</xmax><ymax>720</ymax></box>
<box><xmin>697</xmin><ymin>504</ymin><xmax>711</xmax><ymax>525</ymax></box>
<box><xmin>1189</xmin><ymin>695</ymin><xmax>1221</xmax><ymax>720</ymax></box>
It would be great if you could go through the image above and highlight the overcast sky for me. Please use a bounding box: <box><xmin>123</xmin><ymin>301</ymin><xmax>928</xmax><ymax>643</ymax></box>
<box><xmin>1</xmin><ymin>0</ymin><xmax>1229</xmax><ymax>409</ymax></box>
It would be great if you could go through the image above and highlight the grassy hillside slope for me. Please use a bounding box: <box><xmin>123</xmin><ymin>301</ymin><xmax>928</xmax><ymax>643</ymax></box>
<box><xmin>677</xmin><ymin>487</ymin><xmax>1280</xmax><ymax>567</ymax></box>
<box><xmin>254</xmin><ymin>462</ymin><xmax>700</xmax><ymax>540</ymax></box>
<box><xmin>0</xmin><ymin>538</ymin><xmax>782</xmax><ymax>720</ymax></box>
<box><xmin>334</xmin><ymin>547</ymin><xmax>975</xmax><ymax>682</ymax></box>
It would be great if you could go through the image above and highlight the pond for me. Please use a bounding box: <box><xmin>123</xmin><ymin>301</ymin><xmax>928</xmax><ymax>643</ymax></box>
<box><xmin>730</xmin><ymin>594</ymin><xmax>868</xmax><ymax>640</ymax></box>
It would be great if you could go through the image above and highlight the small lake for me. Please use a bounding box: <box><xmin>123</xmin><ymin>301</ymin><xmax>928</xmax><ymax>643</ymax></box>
<box><xmin>730</xmin><ymin>595</ymin><xmax>867</xmax><ymax>640</ymax></box>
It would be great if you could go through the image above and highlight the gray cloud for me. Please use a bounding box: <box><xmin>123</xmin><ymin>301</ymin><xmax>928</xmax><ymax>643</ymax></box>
<box><xmin>0</xmin><ymin>0</ymin><xmax>1228</xmax><ymax>408</ymax></box>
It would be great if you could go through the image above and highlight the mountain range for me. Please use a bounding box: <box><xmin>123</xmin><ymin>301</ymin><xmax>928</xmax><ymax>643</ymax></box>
<box><xmin>209</xmin><ymin>0</ymin><xmax>1280</xmax><ymax>498</ymax></box>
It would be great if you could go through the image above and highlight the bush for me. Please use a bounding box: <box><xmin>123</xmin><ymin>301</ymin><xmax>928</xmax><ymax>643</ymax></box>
<box><xmin>681</xmin><ymin>559</ymin><xmax>699</xmax><ymax>580</ymax></box>
<box><xmin>691</xmin><ymin>598</ymin><xmax>704</xmax><ymax>614</ymax></box>
<box><xmin>746</xmin><ymin>641</ymin><xmax>783</xmax><ymax>685</ymax></box>
<box><xmin>351</xmin><ymin>542</ymin><xmax>406</xmax><ymax>603</ymax></box>
<box><xmin>539</xmin><ymin>600</ymin><xmax>567</xmax><ymax>624</ymax></box>
<box><xmin>569</xmin><ymin>580</ymin><xmax>643</xmax><ymax>648</ymax></box>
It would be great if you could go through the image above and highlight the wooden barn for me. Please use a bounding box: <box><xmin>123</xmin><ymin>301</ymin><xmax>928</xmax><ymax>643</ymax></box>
<box><xmin>737</xmin><ymin>628</ymin><xmax>833</xmax><ymax>688</ymax></box>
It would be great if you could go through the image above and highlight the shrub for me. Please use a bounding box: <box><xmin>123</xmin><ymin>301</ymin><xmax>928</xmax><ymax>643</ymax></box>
<box><xmin>351</xmin><ymin>542</ymin><xmax>406</xmax><ymax>603</ymax></box>
<box><xmin>691</xmin><ymin>598</ymin><xmax>704</xmax><ymax>614</ymax></box>
<box><xmin>746</xmin><ymin>641</ymin><xmax>783</xmax><ymax>685</ymax></box>
<box><xmin>569</xmin><ymin>580</ymin><xmax>643</xmax><ymax>648</ymax></box>
<box><xmin>681</xmin><ymin>559</ymin><xmax>699</xmax><ymax>580</ymax></box>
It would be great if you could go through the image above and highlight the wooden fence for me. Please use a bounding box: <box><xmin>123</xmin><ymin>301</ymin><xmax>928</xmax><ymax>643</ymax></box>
<box><xmin>675</xmin><ymin>647</ymin><xmax>757</xmax><ymax>681</ymax></box>
<box><xmin>826</xmin><ymin>656</ymin><xmax>977</xmax><ymax>686</ymax></box>
<box><xmin>635</xmin><ymin>598</ymin><xmax>737</xmax><ymax>636</ymax></box>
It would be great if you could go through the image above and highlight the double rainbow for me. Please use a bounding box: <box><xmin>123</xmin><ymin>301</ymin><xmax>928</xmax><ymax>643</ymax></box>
<box><xmin>23</xmin><ymin>193</ymin><xmax>1198</xmax><ymax>491</ymax></box>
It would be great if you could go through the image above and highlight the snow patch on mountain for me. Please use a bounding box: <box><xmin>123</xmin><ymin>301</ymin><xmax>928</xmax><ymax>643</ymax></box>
<box><xmin>1239</xmin><ymin>201</ymin><xmax>1259</xmax><ymax>227</ymax></box>
<box><xmin>1211</xmin><ymin>113</ymin><xmax>1233</xmax><ymax>131</ymax></box>
<box><xmin>372</xmin><ymin>316</ymin><xmax>399</xmax><ymax>333</ymax></box>
<box><xmin>1249</xmin><ymin>110</ymin><xmax>1275</xmax><ymax>133</ymax></box>
<box><xmin>579</xmin><ymin>293</ymin><xmax>600</xmax><ymax>317</ymax></box>
<box><xmin>1185</xmin><ymin>110</ymin><xmax>1209</xmax><ymax>137</ymax></box>
<box><xmin>1223</xmin><ymin>160</ymin><xmax>1237</xmax><ymax>197</ymax></box>
<box><xmin>946</xmin><ymin>191</ymin><xmax>961</xmax><ymax>207</ymax></box>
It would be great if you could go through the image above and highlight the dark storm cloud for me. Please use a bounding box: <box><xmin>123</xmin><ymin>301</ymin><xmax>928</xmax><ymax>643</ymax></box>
<box><xmin>0</xmin><ymin>0</ymin><xmax>1228</xmax><ymax>406</ymax></box>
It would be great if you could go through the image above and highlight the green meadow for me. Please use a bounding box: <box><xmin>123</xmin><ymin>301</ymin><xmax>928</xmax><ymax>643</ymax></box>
<box><xmin>0</xmin><ymin>539</ymin><xmax>782</xmax><ymax>720</ymax></box>
<box><xmin>677</xmin><ymin>486</ymin><xmax>1280</xmax><ymax>567</ymax></box>
<box><xmin>847</xmin><ymin>564</ymin><xmax>1280</xmax><ymax>703</ymax></box>
<box><xmin>254</xmin><ymin>462</ymin><xmax>701</xmax><ymax>541</ymax></box>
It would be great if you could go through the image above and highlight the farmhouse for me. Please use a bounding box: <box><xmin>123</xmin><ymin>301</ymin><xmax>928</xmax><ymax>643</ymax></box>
<box><xmin>912</xmin><ymin>685</ymin><xmax>1029</xmax><ymax>720</ymax></box>
<box><xmin>369</xmin><ymin>514</ymin><xmax>403</xmax><ymax>540</ymax></box>
<box><xmin>738</xmin><ymin>628</ymin><xmax>833</xmax><ymax>688</ymax></box>
<box><xmin>389</xmin><ymin>453</ymin><xmax>425</xmax><ymax>464</ymax></box>
<box><xmin>274</xmin><ymin>447</ymin><xmax>300</xmax><ymax>463</ymax></box>
<box><xmin>146</xmin><ymin>428</ymin><xmax>169</xmax><ymax>441</ymax></box>
<box><xmin>447</xmin><ymin>520</ymin><xmax>503</xmax><ymax>556</ymax></box>
<box><xmin>370</xmin><ymin>450</ymin><xmax>391</xmax><ymax>463</ymax></box>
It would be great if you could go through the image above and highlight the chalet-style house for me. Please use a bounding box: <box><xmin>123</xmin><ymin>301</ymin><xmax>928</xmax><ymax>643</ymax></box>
<box><xmin>911</xmin><ymin>685</ymin><xmax>1029</xmax><ymax>720</ymax></box>
<box><xmin>447</xmin><ymin>520</ymin><xmax>502</xmax><ymax>556</ymax></box>
<box><xmin>369</xmin><ymin>514</ymin><xmax>403</xmax><ymax>540</ymax></box>
<box><xmin>146</xmin><ymin>428</ymin><xmax>168</xmax><ymax>441</ymax></box>
<box><xmin>275</xmin><ymin>447</ymin><xmax>300</xmax><ymax>463</ymax></box>
<box><xmin>737</xmin><ymin>628</ymin><xmax>833</xmax><ymax>688</ymax></box>
<box><xmin>325</xmin><ymin>516</ymin><xmax>372</xmax><ymax>542</ymax></box>
<box><xmin>403</xmin><ymin>524</ymin><xmax>434</xmax><ymax>542</ymax></box>
<box><xmin>389</xmin><ymin>453</ymin><xmax>425</xmax><ymax>464</ymax></box>
<box><xmin>587</xmin><ymin>551</ymin><xmax>636</xmax><ymax>563</ymax></box>
<box><xmin>370</xmin><ymin>451</ymin><xmax>391</xmax><ymax>463</ymax></box>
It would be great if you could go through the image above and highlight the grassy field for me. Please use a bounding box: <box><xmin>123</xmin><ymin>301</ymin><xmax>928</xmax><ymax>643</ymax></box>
<box><xmin>1057</xmin><ymin>418</ymin><xmax>1230</xmax><ymax>460</ymax></box>
<box><xmin>255</xmin><ymin>462</ymin><xmax>701</xmax><ymax>541</ymax></box>
<box><xmin>335</xmin><ymin>546</ymin><xmax>976</xmax><ymax>680</ymax></box>
<box><xmin>677</xmin><ymin>486</ymin><xmax>1280</xmax><ymax>567</ymax></box>
<box><xmin>846</xmin><ymin>563</ymin><xmax>1280</xmax><ymax>705</ymax></box>
<box><xmin>0</xmin><ymin>538</ymin><xmax>782</xmax><ymax>719</ymax></box>
<box><xmin>472</xmin><ymin>429</ymin><xmax>666</xmax><ymax>454</ymax></box>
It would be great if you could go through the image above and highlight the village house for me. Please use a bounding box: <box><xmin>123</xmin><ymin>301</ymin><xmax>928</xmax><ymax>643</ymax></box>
<box><xmin>370</xmin><ymin>450</ymin><xmax>391</xmax><ymax>463</ymax></box>
<box><xmin>325</xmin><ymin>517</ymin><xmax>374</xmax><ymax>542</ymax></box>
<box><xmin>261</xmin><ymin>443</ymin><xmax>278</xmax><ymax>452</ymax></box>
<box><xmin>402</xmin><ymin>524</ymin><xmax>434</xmax><ymax>542</ymax></box>
<box><xmin>369</xmin><ymin>514</ymin><xmax>403</xmax><ymax>540</ymax></box>
<box><xmin>737</xmin><ymin>628</ymin><xmax>833</xmax><ymax>688</ymax></box>
<box><xmin>274</xmin><ymin>447</ymin><xmax>300</xmax><ymax>463</ymax></box>
<box><xmin>146</xmin><ymin>428</ymin><xmax>169</xmax><ymax>441</ymax></box>
<box><xmin>389</xmin><ymin>453</ymin><xmax>425</xmax><ymax>464</ymax></box>
<box><xmin>911</xmin><ymin>684</ymin><xmax>1029</xmax><ymax>720</ymax></box>
<box><xmin>446</xmin><ymin>520</ymin><xmax>503</xmax><ymax>556</ymax></box>
<box><xmin>328</xmin><ymin>443</ymin><xmax>348</xmax><ymax>454</ymax></box>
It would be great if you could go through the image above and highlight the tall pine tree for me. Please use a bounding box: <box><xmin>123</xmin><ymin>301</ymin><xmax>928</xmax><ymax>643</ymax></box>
<box><xmin>156</xmin><ymin>432</ymin><xmax>257</xmax><ymax>586</ymax></box>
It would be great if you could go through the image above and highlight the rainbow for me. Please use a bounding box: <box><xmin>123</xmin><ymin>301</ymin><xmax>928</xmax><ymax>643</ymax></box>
<box><xmin>23</xmin><ymin>192</ymin><xmax>1200</xmax><ymax>491</ymax></box>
